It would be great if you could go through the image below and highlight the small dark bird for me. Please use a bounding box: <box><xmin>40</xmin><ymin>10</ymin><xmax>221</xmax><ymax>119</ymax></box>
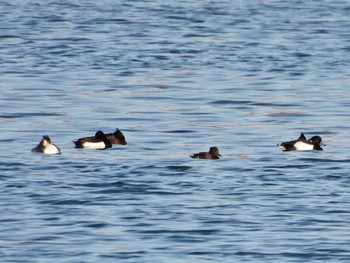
<box><xmin>73</xmin><ymin>130</ymin><xmax>112</xmax><ymax>150</ymax></box>
<box><xmin>190</xmin><ymin>146</ymin><xmax>221</xmax><ymax>159</ymax></box>
<box><xmin>105</xmin><ymin>128</ymin><xmax>127</xmax><ymax>145</ymax></box>
<box><xmin>278</xmin><ymin>133</ymin><xmax>324</xmax><ymax>151</ymax></box>
<box><xmin>31</xmin><ymin>135</ymin><xmax>61</xmax><ymax>154</ymax></box>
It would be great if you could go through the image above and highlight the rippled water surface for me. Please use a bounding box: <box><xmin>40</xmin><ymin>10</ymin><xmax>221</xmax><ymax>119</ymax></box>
<box><xmin>1</xmin><ymin>1</ymin><xmax>350</xmax><ymax>262</ymax></box>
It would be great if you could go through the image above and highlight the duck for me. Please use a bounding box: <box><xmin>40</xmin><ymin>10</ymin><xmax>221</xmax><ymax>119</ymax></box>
<box><xmin>278</xmin><ymin>133</ymin><xmax>324</xmax><ymax>151</ymax></box>
<box><xmin>105</xmin><ymin>128</ymin><xmax>127</xmax><ymax>145</ymax></box>
<box><xmin>31</xmin><ymin>135</ymin><xmax>61</xmax><ymax>154</ymax></box>
<box><xmin>73</xmin><ymin>130</ymin><xmax>112</xmax><ymax>150</ymax></box>
<box><xmin>190</xmin><ymin>146</ymin><xmax>221</xmax><ymax>159</ymax></box>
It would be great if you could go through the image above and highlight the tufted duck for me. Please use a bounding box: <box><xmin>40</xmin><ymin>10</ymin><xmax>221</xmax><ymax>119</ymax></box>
<box><xmin>31</xmin><ymin>135</ymin><xmax>61</xmax><ymax>154</ymax></box>
<box><xmin>278</xmin><ymin>133</ymin><xmax>324</xmax><ymax>151</ymax></box>
<box><xmin>190</xmin><ymin>146</ymin><xmax>221</xmax><ymax>159</ymax></box>
<box><xmin>73</xmin><ymin>130</ymin><xmax>112</xmax><ymax>149</ymax></box>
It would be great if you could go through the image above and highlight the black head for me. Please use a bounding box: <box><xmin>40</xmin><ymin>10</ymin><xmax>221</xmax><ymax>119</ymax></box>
<box><xmin>112</xmin><ymin>128</ymin><xmax>127</xmax><ymax>144</ymax></box>
<box><xmin>209</xmin><ymin>146</ymin><xmax>221</xmax><ymax>157</ymax></box>
<box><xmin>308</xmin><ymin>136</ymin><xmax>323</xmax><ymax>145</ymax></box>
<box><xmin>95</xmin><ymin>130</ymin><xmax>112</xmax><ymax>148</ymax></box>
<box><xmin>95</xmin><ymin>130</ymin><xmax>106</xmax><ymax>140</ymax></box>
<box><xmin>113</xmin><ymin>128</ymin><xmax>124</xmax><ymax>137</ymax></box>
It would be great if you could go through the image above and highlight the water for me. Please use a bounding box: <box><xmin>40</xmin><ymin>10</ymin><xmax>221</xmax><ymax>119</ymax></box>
<box><xmin>1</xmin><ymin>0</ymin><xmax>350</xmax><ymax>262</ymax></box>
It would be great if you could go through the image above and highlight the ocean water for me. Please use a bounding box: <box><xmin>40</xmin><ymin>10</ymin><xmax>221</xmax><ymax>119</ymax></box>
<box><xmin>1</xmin><ymin>0</ymin><xmax>350</xmax><ymax>262</ymax></box>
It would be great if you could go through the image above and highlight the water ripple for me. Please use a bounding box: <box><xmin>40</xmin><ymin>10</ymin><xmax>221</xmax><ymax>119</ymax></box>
<box><xmin>1</xmin><ymin>0</ymin><xmax>350</xmax><ymax>262</ymax></box>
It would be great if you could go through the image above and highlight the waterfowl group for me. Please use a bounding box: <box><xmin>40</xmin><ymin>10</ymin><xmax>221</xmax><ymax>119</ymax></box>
<box><xmin>31</xmin><ymin>129</ymin><xmax>325</xmax><ymax>158</ymax></box>
<box><xmin>72</xmin><ymin>128</ymin><xmax>127</xmax><ymax>148</ymax></box>
<box><xmin>73</xmin><ymin>130</ymin><xmax>112</xmax><ymax>150</ymax></box>
<box><xmin>31</xmin><ymin>128</ymin><xmax>126</xmax><ymax>155</ymax></box>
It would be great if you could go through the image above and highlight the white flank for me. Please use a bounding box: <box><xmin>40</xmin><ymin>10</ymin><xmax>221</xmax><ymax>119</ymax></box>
<box><xmin>82</xmin><ymin>141</ymin><xmax>106</xmax><ymax>149</ymax></box>
<box><xmin>293</xmin><ymin>141</ymin><xmax>314</xmax><ymax>151</ymax></box>
<box><xmin>44</xmin><ymin>144</ymin><xmax>61</xmax><ymax>154</ymax></box>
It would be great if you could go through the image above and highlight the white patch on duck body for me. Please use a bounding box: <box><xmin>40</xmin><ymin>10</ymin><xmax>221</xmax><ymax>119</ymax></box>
<box><xmin>81</xmin><ymin>141</ymin><xmax>106</xmax><ymax>149</ymax></box>
<box><xmin>43</xmin><ymin>144</ymin><xmax>61</xmax><ymax>154</ymax></box>
<box><xmin>293</xmin><ymin>141</ymin><xmax>314</xmax><ymax>151</ymax></box>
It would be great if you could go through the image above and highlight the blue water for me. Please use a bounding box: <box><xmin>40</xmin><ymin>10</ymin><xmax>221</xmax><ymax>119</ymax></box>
<box><xmin>1</xmin><ymin>0</ymin><xmax>350</xmax><ymax>262</ymax></box>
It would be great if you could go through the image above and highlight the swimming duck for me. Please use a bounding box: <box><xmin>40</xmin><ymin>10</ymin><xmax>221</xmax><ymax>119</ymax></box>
<box><xmin>73</xmin><ymin>130</ymin><xmax>112</xmax><ymax>149</ymax></box>
<box><xmin>190</xmin><ymin>146</ymin><xmax>221</xmax><ymax>159</ymax></box>
<box><xmin>105</xmin><ymin>128</ymin><xmax>127</xmax><ymax>145</ymax></box>
<box><xmin>31</xmin><ymin>135</ymin><xmax>61</xmax><ymax>154</ymax></box>
<box><xmin>278</xmin><ymin>133</ymin><xmax>324</xmax><ymax>151</ymax></box>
